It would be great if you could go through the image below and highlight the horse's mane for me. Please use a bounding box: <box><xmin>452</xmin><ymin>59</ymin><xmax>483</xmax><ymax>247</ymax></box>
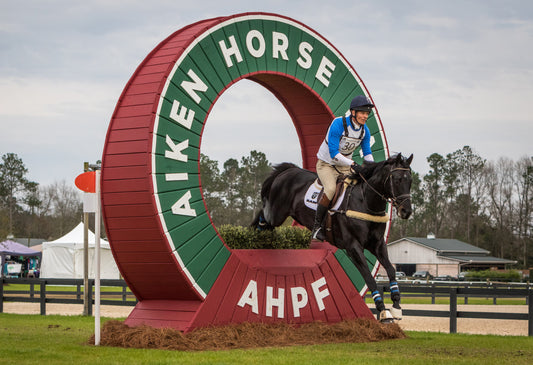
<box><xmin>348</xmin><ymin>154</ymin><xmax>409</xmax><ymax>180</ymax></box>
<box><xmin>260</xmin><ymin>162</ymin><xmax>299</xmax><ymax>199</ymax></box>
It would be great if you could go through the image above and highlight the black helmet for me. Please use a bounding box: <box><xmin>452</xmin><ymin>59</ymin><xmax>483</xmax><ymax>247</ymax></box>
<box><xmin>350</xmin><ymin>95</ymin><xmax>374</xmax><ymax>112</ymax></box>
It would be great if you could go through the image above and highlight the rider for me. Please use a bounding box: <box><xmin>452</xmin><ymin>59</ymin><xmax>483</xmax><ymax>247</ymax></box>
<box><xmin>312</xmin><ymin>94</ymin><xmax>375</xmax><ymax>240</ymax></box>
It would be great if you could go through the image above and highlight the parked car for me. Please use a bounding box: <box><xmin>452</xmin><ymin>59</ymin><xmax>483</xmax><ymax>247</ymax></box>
<box><xmin>395</xmin><ymin>271</ymin><xmax>406</xmax><ymax>279</ymax></box>
<box><xmin>412</xmin><ymin>270</ymin><xmax>433</xmax><ymax>279</ymax></box>
<box><xmin>433</xmin><ymin>275</ymin><xmax>455</xmax><ymax>281</ymax></box>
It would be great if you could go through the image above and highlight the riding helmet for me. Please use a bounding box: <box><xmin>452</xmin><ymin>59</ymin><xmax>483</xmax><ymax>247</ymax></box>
<box><xmin>350</xmin><ymin>95</ymin><xmax>374</xmax><ymax>112</ymax></box>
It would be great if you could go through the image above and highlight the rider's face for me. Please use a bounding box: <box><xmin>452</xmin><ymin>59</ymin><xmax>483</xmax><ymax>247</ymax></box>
<box><xmin>352</xmin><ymin>110</ymin><xmax>370</xmax><ymax>125</ymax></box>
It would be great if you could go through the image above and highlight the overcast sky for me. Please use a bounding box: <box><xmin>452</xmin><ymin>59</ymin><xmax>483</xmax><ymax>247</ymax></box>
<box><xmin>1</xmin><ymin>1</ymin><xmax>532</xmax><ymax>187</ymax></box>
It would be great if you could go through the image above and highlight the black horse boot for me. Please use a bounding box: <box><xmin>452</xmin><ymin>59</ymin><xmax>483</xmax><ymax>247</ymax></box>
<box><xmin>312</xmin><ymin>194</ymin><xmax>330</xmax><ymax>241</ymax></box>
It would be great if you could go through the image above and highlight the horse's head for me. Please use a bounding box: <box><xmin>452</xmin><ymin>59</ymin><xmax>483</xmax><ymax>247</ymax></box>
<box><xmin>384</xmin><ymin>153</ymin><xmax>413</xmax><ymax>219</ymax></box>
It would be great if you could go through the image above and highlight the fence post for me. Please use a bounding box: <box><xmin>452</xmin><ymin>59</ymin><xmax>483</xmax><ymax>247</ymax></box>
<box><xmin>30</xmin><ymin>283</ymin><xmax>35</xmax><ymax>299</ymax></box>
<box><xmin>431</xmin><ymin>283</ymin><xmax>435</xmax><ymax>304</ymax></box>
<box><xmin>450</xmin><ymin>287</ymin><xmax>457</xmax><ymax>334</ymax></box>
<box><xmin>88</xmin><ymin>279</ymin><xmax>93</xmax><ymax>316</ymax></box>
<box><xmin>122</xmin><ymin>283</ymin><xmax>127</xmax><ymax>302</ymax></box>
<box><xmin>527</xmin><ymin>288</ymin><xmax>533</xmax><ymax>336</ymax></box>
<box><xmin>40</xmin><ymin>280</ymin><xmax>46</xmax><ymax>315</ymax></box>
<box><xmin>0</xmin><ymin>278</ymin><xmax>4</xmax><ymax>313</ymax></box>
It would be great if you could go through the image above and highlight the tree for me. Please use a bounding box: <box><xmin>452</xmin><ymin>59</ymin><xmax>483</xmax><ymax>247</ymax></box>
<box><xmin>239</xmin><ymin>150</ymin><xmax>271</xmax><ymax>218</ymax></box>
<box><xmin>422</xmin><ymin>153</ymin><xmax>447</xmax><ymax>236</ymax></box>
<box><xmin>445</xmin><ymin>146</ymin><xmax>486</xmax><ymax>242</ymax></box>
<box><xmin>0</xmin><ymin>153</ymin><xmax>38</xmax><ymax>235</ymax></box>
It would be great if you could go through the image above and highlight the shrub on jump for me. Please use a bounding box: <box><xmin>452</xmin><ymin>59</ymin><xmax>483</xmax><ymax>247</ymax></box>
<box><xmin>218</xmin><ymin>225</ymin><xmax>311</xmax><ymax>249</ymax></box>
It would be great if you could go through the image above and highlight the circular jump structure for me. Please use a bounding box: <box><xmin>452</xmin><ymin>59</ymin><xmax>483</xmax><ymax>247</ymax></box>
<box><xmin>101</xmin><ymin>12</ymin><xmax>389</xmax><ymax>332</ymax></box>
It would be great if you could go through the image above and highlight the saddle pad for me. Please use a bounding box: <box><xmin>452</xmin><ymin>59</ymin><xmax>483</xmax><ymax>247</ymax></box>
<box><xmin>304</xmin><ymin>179</ymin><xmax>345</xmax><ymax>212</ymax></box>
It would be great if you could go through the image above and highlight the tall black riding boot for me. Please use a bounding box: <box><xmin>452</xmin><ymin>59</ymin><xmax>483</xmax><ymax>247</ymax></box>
<box><xmin>312</xmin><ymin>195</ymin><xmax>330</xmax><ymax>241</ymax></box>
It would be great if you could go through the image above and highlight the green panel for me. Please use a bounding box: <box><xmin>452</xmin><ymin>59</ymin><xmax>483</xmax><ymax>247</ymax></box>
<box><xmin>285</xmin><ymin>22</ymin><xmax>303</xmax><ymax>77</ymax></box>
<box><xmin>334</xmin><ymin>249</ymin><xmax>378</xmax><ymax>293</ymax></box>
<box><xmin>157</xmin><ymin>84</ymin><xmax>206</xmax><ymax>137</ymax></box>
<box><xmin>234</xmin><ymin>20</ymin><xmax>259</xmax><ymax>74</ymax></box>
<box><xmin>167</xmin><ymin>212</ymin><xmax>212</xmax><ymax>249</ymax></box>
<box><xmin>176</xmin><ymin>224</ymin><xmax>221</xmax><ymax>265</ymax></box>
<box><xmin>200</xmin><ymin>35</ymin><xmax>235</xmax><ymax>88</ymax></box>
<box><xmin>195</xmin><ymin>243</ymin><xmax>232</xmax><ymax>293</ymax></box>
<box><xmin>214</xmin><ymin>25</ymin><xmax>249</xmax><ymax>80</ymax></box>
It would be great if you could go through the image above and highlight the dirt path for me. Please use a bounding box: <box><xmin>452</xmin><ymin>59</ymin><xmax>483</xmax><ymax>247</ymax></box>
<box><xmin>2</xmin><ymin>302</ymin><xmax>529</xmax><ymax>336</ymax></box>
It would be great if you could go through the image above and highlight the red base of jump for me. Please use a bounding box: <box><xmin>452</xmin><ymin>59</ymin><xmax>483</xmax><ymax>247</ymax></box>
<box><xmin>125</xmin><ymin>242</ymin><xmax>375</xmax><ymax>332</ymax></box>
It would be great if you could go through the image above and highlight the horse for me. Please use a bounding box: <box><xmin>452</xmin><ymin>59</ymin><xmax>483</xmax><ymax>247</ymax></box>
<box><xmin>251</xmin><ymin>153</ymin><xmax>413</xmax><ymax>322</ymax></box>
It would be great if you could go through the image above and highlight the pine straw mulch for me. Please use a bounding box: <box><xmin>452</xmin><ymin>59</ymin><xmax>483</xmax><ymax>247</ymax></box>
<box><xmin>88</xmin><ymin>318</ymin><xmax>406</xmax><ymax>351</ymax></box>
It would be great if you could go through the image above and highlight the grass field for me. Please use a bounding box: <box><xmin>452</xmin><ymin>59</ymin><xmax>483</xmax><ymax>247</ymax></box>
<box><xmin>1</xmin><ymin>313</ymin><xmax>532</xmax><ymax>364</ymax></box>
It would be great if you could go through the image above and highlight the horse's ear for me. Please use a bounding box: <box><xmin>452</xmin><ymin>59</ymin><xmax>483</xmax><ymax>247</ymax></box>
<box><xmin>406</xmin><ymin>154</ymin><xmax>413</xmax><ymax>166</ymax></box>
<box><xmin>395</xmin><ymin>153</ymin><xmax>402</xmax><ymax>163</ymax></box>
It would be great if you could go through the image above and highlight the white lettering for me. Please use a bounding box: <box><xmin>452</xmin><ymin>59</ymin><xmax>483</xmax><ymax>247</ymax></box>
<box><xmin>180</xmin><ymin>69</ymin><xmax>208</xmax><ymax>104</ymax></box>
<box><xmin>297</xmin><ymin>41</ymin><xmax>313</xmax><ymax>69</ymax></box>
<box><xmin>165</xmin><ymin>173</ymin><xmax>188</xmax><ymax>181</ymax></box>
<box><xmin>315</xmin><ymin>56</ymin><xmax>336</xmax><ymax>87</ymax></box>
<box><xmin>219</xmin><ymin>35</ymin><xmax>243</xmax><ymax>67</ymax></box>
<box><xmin>290</xmin><ymin>286</ymin><xmax>308</xmax><ymax>318</ymax></box>
<box><xmin>171</xmin><ymin>190</ymin><xmax>196</xmax><ymax>216</ymax></box>
<box><xmin>237</xmin><ymin>279</ymin><xmax>259</xmax><ymax>314</ymax></box>
<box><xmin>266</xmin><ymin>286</ymin><xmax>285</xmax><ymax>318</ymax></box>
<box><xmin>311</xmin><ymin>277</ymin><xmax>330</xmax><ymax>311</ymax></box>
<box><xmin>165</xmin><ymin>135</ymin><xmax>188</xmax><ymax>162</ymax></box>
<box><xmin>246</xmin><ymin>30</ymin><xmax>266</xmax><ymax>58</ymax></box>
<box><xmin>272</xmin><ymin>31</ymin><xmax>289</xmax><ymax>60</ymax></box>
<box><xmin>169</xmin><ymin>100</ymin><xmax>195</xmax><ymax>129</ymax></box>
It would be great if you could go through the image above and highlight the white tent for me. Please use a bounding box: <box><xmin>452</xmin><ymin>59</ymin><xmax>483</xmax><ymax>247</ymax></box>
<box><xmin>40</xmin><ymin>222</ymin><xmax>120</xmax><ymax>279</ymax></box>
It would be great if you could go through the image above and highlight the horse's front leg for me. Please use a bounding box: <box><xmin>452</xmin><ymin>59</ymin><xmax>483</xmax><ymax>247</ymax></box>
<box><xmin>345</xmin><ymin>243</ymin><xmax>393</xmax><ymax>322</ymax></box>
<box><xmin>370</xmin><ymin>238</ymin><xmax>402</xmax><ymax>320</ymax></box>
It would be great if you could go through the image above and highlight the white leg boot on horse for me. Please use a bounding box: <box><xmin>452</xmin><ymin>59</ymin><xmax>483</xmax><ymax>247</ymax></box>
<box><xmin>312</xmin><ymin>194</ymin><xmax>330</xmax><ymax>241</ymax></box>
<box><xmin>371</xmin><ymin>290</ymin><xmax>395</xmax><ymax>323</ymax></box>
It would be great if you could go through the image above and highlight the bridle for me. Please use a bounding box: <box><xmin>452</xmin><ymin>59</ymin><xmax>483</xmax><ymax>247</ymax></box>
<box><xmin>355</xmin><ymin>165</ymin><xmax>412</xmax><ymax>215</ymax></box>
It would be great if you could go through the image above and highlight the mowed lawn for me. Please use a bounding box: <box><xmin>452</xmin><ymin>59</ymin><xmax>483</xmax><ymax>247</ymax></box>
<box><xmin>1</xmin><ymin>313</ymin><xmax>532</xmax><ymax>365</ymax></box>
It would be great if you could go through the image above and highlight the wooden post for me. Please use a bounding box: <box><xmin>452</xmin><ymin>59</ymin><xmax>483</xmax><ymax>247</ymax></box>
<box><xmin>449</xmin><ymin>287</ymin><xmax>457</xmax><ymax>334</ymax></box>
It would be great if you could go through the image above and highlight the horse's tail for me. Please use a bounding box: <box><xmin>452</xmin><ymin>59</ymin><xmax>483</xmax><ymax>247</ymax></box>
<box><xmin>251</xmin><ymin>162</ymin><xmax>298</xmax><ymax>230</ymax></box>
<box><xmin>260</xmin><ymin>162</ymin><xmax>298</xmax><ymax>200</ymax></box>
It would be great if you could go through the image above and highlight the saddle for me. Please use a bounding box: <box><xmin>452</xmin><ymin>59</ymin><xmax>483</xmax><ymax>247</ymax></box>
<box><xmin>315</xmin><ymin>174</ymin><xmax>357</xmax><ymax>243</ymax></box>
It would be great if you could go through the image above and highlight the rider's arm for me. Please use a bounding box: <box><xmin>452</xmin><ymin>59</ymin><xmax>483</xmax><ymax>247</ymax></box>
<box><xmin>327</xmin><ymin>119</ymin><xmax>354</xmax><ymax>166</ymax></box>
<box><xmin>362</xmin><ymin>125</ymin><xmax>374</xmax><ymax>162</ymax></box>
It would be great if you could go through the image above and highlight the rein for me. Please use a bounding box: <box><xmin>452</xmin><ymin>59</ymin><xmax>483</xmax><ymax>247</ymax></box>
<box><xmin>338</xmin><ymin>165</ymin><xmax>411</xmax><ymax>221</ymax></box>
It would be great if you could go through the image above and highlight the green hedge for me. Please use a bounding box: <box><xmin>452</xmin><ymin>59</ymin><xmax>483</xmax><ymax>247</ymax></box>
<box><xmin>218</xmin><ymin>225</ymin><xmax>311</xmax><ymax>249</ymax></box>
<box><xmin>465</xmin><ymin>270</ymin><xmax>521</xmax><ymax>282</ymax></box>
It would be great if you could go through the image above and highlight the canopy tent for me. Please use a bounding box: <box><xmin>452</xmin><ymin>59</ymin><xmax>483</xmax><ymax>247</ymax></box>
<box><xmin>1</xmin><ymin>240</ymin><xmax>42</xmax><ymax>278</ymax></box>
<box><xmin>40</xmin><ymin>222</ymin><xmax>120</xmax><ymax>279</ymax></box>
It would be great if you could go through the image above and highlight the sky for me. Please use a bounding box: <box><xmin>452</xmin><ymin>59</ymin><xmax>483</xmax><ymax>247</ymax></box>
<box><xmin>1</xmin><ymin>0</ymin><xmax>532</xmax><ymax>187</ymax></box>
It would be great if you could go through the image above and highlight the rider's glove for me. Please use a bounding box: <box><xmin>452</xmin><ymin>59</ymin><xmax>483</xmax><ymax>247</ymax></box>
<box><xmin>350</xmin><ymin>162</ymin><xmax>363</xmax><ymax>175</ymax></box>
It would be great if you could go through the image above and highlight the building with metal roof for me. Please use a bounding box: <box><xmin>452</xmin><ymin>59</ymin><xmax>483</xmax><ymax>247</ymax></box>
<box><xmin>385</xmin><ymin>235</ymin><xmax>516</xmax><ymax>277</ymax></box>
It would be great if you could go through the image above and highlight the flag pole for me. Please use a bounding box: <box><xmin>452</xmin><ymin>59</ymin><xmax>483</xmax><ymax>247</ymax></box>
<box><xmin>94</xmin><ymin>169</ymin><xmax>101</xmax><ymax>346</ymax></box>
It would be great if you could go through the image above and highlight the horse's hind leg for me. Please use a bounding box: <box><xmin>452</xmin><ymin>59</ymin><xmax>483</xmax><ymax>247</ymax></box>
<box><xmin>250</xmin><ymin>209</ymin><xmax>274</xmax><ymax>230</ymax></box>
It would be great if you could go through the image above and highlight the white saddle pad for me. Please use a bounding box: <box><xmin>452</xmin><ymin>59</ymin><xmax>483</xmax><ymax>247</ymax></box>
<box><xmin>304</xmin><ymin>179</ymin><xmax>345</xmax><ymax>212</ymax></box>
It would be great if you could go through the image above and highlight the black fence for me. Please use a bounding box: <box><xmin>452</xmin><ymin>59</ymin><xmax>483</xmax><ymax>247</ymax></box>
<box><xmin>2</xmin><ymin>278</ymin><xmax>532</xmax><ymax>336</ymax></box>
<box><xmin>368</xmin><ymin>282</ymin><xmax>533</xmax><ymax>336</ymax></box>
<box><xmin>0</xmin><ymin>277</ymin><xmax>136</xmax><ymax>316</ymax></box>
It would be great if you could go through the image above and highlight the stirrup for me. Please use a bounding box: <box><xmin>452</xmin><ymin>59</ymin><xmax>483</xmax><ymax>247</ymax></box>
<box><xmin>312</xmin><ymin>227</ymin><xmax>325</xmax><ymax>241</ymax></box>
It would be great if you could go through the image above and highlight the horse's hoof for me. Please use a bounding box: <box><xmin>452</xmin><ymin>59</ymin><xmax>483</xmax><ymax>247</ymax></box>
<box><xmin>390</xmin><ymin>307</ymin><xmax>402</xmax><ymax>320</ymax></box>
<box><xmin>378</xmin><ymin>310</ymin><xmax>395</xmax><ymax>323</ymax></box>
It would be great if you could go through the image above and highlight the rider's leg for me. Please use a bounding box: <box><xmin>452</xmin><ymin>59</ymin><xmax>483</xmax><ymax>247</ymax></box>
<box><xmin>313</xmin><ymin>160</ymin><xmax>338</xmax><ymax>240</ymax></box>
<box><xmin>312</xmin><ymin>194</ymin><xmax>330</xmax><ymax>240</ymax></box>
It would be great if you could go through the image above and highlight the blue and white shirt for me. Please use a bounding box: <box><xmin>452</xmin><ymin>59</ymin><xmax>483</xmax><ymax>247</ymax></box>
<box><xmin>317</xmin><ymin>115</ymin><xmax>373</xmax><ymax>166</ymax></box>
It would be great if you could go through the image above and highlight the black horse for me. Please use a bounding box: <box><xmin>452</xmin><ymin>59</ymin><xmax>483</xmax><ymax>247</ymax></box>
<box><xmin>251</xmin><ymin>153</ymin><xmax>413</xmax><ymax>321</ymax></box>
